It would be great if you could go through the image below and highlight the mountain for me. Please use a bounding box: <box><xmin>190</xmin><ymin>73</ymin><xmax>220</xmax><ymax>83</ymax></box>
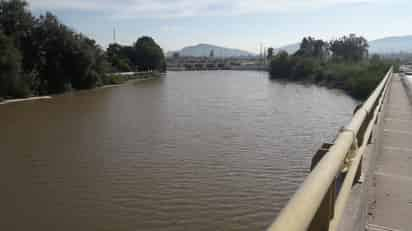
<box><xmin>169</xmin><ymin>36</ymin><xmax>412</xmax><ymax>58</ymax></box>
<box><xmin>167</xmin><ymin>44</ymin><xmax>255</xmax><ymax>57</ymax></box>
<box><xmin>273</xmin><ymin>35</ymin><xmax>412</xmax><ymax>55</ymax></box>
<box><xmin>369</xmin><ymin>36</ymin><xmax>412</xmax><ymax>54</ymax></box>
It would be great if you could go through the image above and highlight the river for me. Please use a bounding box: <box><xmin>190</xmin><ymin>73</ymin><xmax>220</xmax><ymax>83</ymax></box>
<box><xmin>0</xmin><ymin>71</ymin><xmax>357</xmax><ymax>231</ymax></box>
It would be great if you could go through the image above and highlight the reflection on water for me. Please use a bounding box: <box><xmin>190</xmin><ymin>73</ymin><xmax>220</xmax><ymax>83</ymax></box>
<box><xmin>0</xmin><ymin>71</ymin><xmax>357</xmax><ymax>231</ymax></box>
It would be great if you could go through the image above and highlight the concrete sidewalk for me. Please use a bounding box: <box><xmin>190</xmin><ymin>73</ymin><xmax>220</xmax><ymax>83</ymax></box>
<box><xmin>366</xmin><ymin>75</ymin><xmax>412</xmax><ymax>231</ymax></box>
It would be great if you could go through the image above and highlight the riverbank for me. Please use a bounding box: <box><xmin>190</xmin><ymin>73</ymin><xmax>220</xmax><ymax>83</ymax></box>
<box><xmin>0</xmin><ymin>96</ymin><xmax>52</xmax><ymax>105</ymax></box>
<box><xmin>104</xmin><ymin>71</ymin><xmax>160</xmax><ymax>84</ymax></box>
<box><xmin>100</xmin><ymin>75</ymin><xmax>159</xmax><ymax>89</ymax></box>
<box><xmin>269</xmin><ymin>55</ymin><xmax>392</xmax><ymax>99</ymax></box>
<box><xmin>0</xmin><ymin>72</ymin><xmax>162</xmax><ymax>105</ymax></box>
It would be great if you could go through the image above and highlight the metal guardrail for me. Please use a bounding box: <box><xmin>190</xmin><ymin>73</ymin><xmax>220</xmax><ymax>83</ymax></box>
<box><xmin>267</xmin><ymin>67</ymin><xmax>393</xmax><ymax>231</ymax></box>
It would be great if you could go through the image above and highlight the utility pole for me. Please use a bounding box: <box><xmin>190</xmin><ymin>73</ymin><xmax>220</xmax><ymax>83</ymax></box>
<box><xmin>260</xmin><ymin>43</ymin><xmax>266</xmax><ymax>65</ymax></box>
<box><xmin>113</xmin><ymin>28</ymin><xmax>116</xmax><ymax>43</ymax></box>
<box><xmin>263</xmin><ymin>45</ymin><xmax>267</xmax><ymax>65</ymax></box>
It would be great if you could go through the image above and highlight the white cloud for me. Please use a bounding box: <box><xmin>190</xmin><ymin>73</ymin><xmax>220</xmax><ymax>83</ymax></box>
<box><xmin>27</xmin><ymin>0</ymin><xmax>381</xmax><ymax>18</ymax></box>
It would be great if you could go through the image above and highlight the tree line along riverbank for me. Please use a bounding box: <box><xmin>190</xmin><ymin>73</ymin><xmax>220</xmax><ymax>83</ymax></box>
<box><xmin>268</xmin><ymin>35</ymin><xmax>398</xmax><ymax>100</ymax></box>
<box><xmin>0</xmin><ymin>0</ymin><xmax>166</xmax><ymax>102</ymax></box>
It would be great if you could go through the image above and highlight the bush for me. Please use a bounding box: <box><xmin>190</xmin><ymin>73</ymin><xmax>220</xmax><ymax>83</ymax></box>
<box><xmin>290</xmin><ymin>58</ymin><xmax>320</xmax><ymax>80</ymax></box>
<box><xmin>102</xmin><ymin>75</ymin><xmax>126</xmax><ymax>85</ymax></box>
<box><xmin>269</xmin><ymin>51</ymin><xmax>295</xmax><ymax>78</ymax></box>
<box><xmin>269</xmin><ymin>55</ymin><xmax>390</xmax><ymax>99</ymax></box>
<box><xmin>269</xmin><ymin>34</ymin><xmax>391</xmax><ymax>100</ymax></box>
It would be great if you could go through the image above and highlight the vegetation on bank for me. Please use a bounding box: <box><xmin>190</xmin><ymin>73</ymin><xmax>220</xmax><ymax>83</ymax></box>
<box><xmin>0</xmin><ymin>0</ymin><xmax>166</xmax><ymax>101</ymax></box>
<box><xmin>106</xmin><ymin>37</ymin><xmax>166</xmax><ymax>73</ymax></box>
<box><xmin>269</xmin><ymin>34</ymin><xmax>395</xmax><ymax>99</ymax></box>
<box><xmin>105</xmin><ymin>72</ymin><xmax>162</xmax><ymax>85</ymax></box>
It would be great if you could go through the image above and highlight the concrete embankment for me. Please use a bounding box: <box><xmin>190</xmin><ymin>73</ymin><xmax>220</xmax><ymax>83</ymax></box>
<box><xmin>100</xmin><ymin>77</ymin><xmax>157</xmax><ymax>89</ymax></box>
<box><xmin>0</xmin><ymin>96</ymin><xmax>52</xmax><ymax>105</ymax></box>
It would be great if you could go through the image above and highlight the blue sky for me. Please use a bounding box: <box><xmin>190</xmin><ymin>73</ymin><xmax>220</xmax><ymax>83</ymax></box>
<box><xmin>27</xmin><ymin>0</ymin><xmax>412</xmax><ymax>53</ymax></box>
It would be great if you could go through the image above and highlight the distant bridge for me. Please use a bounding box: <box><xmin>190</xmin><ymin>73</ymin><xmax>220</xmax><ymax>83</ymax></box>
<box><xmin>267</xmin><ymin>66</ymin><xmax>412</xmax><ymax>231</ymax></box>
<box><xmin>166</xmin><ymin>57</ymin><xmax>268</xmax><ymax>71</ymax></box>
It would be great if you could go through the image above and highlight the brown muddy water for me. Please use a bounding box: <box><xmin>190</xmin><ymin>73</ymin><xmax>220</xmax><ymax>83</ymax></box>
<box><xmin>0</xmin><ymin>71</ymin><xmax>357</xmax><ymax>231</ymax></box>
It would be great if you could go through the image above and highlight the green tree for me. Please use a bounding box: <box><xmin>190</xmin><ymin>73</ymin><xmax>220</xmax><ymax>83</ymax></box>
<box><xmin>0</xmin><ymin>32</ymin><xmax>29</xmax><ymax>98</ymax></box>
<box><xmin>32</xmin><ymin>13</ymin><xmax>72</xmax><ymax>93</ymax></box>
<box><xmin>32</xmin><ymin>13</ymin><xmax>106</xmax><ymax>92</ymax></box>
<box><xmin>67</xmin><ymin>36</ymin><xmax>107</xmax><ymax>89</ymax></box>
<box><xmin>269</xmin><ymin>51</ymin><xmax>294</xmax><ymax>79</ymax></box>
<box><xmin>0</xmin><ymin>0</ymin><xmax>165</xmax><ymax>99</ymax></box>
<box><xmin>295</xmin><ymin>37</ymin><xmax>329</xmax><ymax>59</ymax></box>
<box><xmin>133</xmin><ymin>36</ymin><xmax>166</xmax><ymax>72</ymax></box>
<box><xmin>329</xmin><ymin>34</ymin><xmax>369</xmax><ymax>62</ymax></box>
<box><xmin>0</xmin><ymin>0</ymin><xmax>33</xmax><ymax>41</ymax></box>
<box><xmin>0</xmin><ymin>0</ymin><xmax>38</xmax><ymax>73</ymax></box>
<box><xmin>107</xmin><ymin>43</ymin><xmax>132</xmax><ymax>72</ymax></box>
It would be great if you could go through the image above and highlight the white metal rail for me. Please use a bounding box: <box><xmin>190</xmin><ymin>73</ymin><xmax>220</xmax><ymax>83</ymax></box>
<box><xmin>267</xmin><ymin>67</ymin><xmax>393</xmax><ymax>231</ymax></box>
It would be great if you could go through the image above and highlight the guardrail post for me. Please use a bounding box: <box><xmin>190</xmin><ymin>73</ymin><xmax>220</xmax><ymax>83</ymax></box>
<box><xmin>309</xmin><ymin>144</ymin><xmax>336</xmax><ymax>231</ymax></box>
<box><xmin>355</xmin><ymin>157</ymin><xmax>362</xmax><ymax>184</ymax></box>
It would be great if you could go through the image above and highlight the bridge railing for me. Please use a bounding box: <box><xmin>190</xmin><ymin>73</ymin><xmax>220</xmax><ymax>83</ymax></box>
<box><xmin>267</xmin><ymin>66</ymin><xmax>393</xmax><ymax>231</ymax></box>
